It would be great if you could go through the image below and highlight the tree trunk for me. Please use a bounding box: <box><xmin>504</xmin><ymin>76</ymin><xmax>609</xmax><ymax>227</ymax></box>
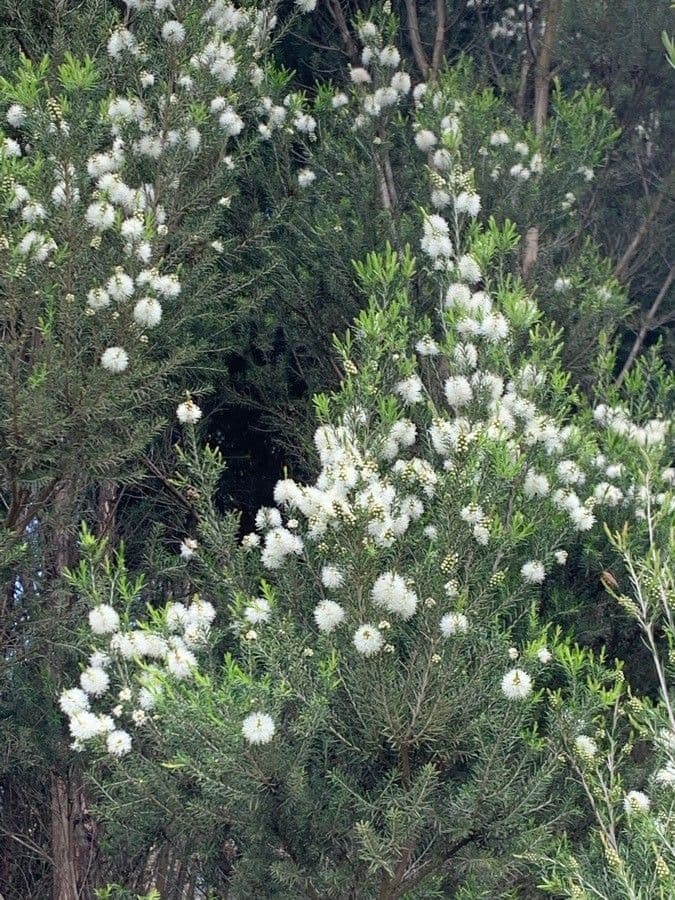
<box><xmin>522</xmin><ymin>0</ymin><xmax>563</xmax><ymax>278</ymax></box>
<box><xmin>51</xmin><ymin>769</ymin><xmax>96</xmax><ymax>900</ymax></box>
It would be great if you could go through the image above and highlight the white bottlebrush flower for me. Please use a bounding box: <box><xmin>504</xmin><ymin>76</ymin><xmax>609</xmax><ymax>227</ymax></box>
<box><xmin>390</xmin><ymin>72</ymin><xmax>411</xmax><ymax>94</ymax></box>
<box><xmin>569</xmin><ymin>505</ymin><xmax>596</xmax><ymax>532</ymax></box>
<box><xmin>554</xmin><ymin>276</ymin><xmax>571</xmax><ymax>293</ymax></box>
<box><xmin>297</xmin><ymin>168</ymin><xmax>316</xmax><ymax>188</ymax></box>
<box><xmin>395</xmin><ymin>375</ymin><xmax>424</xmax><ymax>404</ymax></box>
<box><xmin>489</xmin><ymin>130</ymin><xmax>510</xmax><ymax>146</ymax></box>
<box><xmin>165</xmin><ymin>602</ymin><xmax>189</xmax><ymax>631</ymax></box>
<box><xmin>59</xmin><ymin>688</ymin><xmax>90</xmax><ymax>716</ymax></box>
<box><xmin>176</xmin><ymin>398</ymin><xmax>203</xmax><ymax>425</ymax></box>
<box><xmin>320</xmin><ymin>565</ymin><xmax>344</xmax><ymax>589</ymax></box>
<box><xmin>414</xmin><ymin>129</ymin><xmax>437</xmax><ymax>152</ymax></box>
<box><xmin>514</xmin><ymin>141</ymin><xmax>529</xmax><ymax>156</ymax></box>
<box><xmin>439</xmin><ymin>612</ymin><xmax>468</xmax><ymax>636</ymax></box>
<box><xmin>161</xmin><ymin>20</ymin><xmax>186</xmax><ymax>44</ymax></box>
<box><xmin>3</xmin><ymin>137</ymin><xmax>22</xmax><ymax>157</ymax></box>
<box><xmin>457</xmin><ymin>255</ymin><xmax>481</xmax><ymax>283</ymax></box>
<box><xmin>165</xmin><ymin>640</ymin><xmax>197</xmax><ymax>678</ymax></box>
<box><xmin>524</xmin><ymin>471</ymin><xmax>550</xmax><ymax>498</ymax></box>
<box><xmin>332</xmin><ymin>92</ymin><xmax>349</xmax><ymax>108</ymax></box>
<box><xmin>371</xmin><ymin>572</ymin><xmax>418</xmax><ymax>620</ymax></box>
<box><xmin>444</xmin><ymin>375</ymin><xmax>473</xmax><ymax>408</ymax></box>
<box><xmin>501</xmin><ymin>668</ymin><xmax>533</xmax><ymax>700</ymax></box>
<box><xmin>415</xmin><ymin>335</ymin><xmax>439</xmax><ymax>356</ymax></box>
<box><xmin>179</xmin><ymin>537</ymin><xmax>198</xmax><ymax>560</ymax></box>
<box><xmin>101</xmin><ymin>347</ymin><xmax>129</xmax><ymax>373</ymax></box>
<box><xmin>353</xmin><ymin>624</ymin><xmax>384</xmax><ymax>657</ymax></box>
<box><xmin>454</xmin><ymin>192</ymin><xmax>481</xmax><ymax>217</ymax></box>
<box><xmin>68</xmin><ymin>710</ymin><xmax>110</xmax><ymax>741</ymax></box>
<box><xmin>244</xmin><ymin>598</ymin><xmax>271</xmax><ymax>624</ymax></box>
<box><xmin>521</xmin><ymin>560</ymin><xmax>546</xmax><ymax>584</ymax></box>
<box><xmin>133</xmin><ymin>297</ymin><xmax>162</xmax><ymax>328</ymax></box>
<box><xmin>349</xmin><ymin>67</ymin><xmax>371</xmax><ymax>84</ymax></box>
<box><xmin>314</xmin><ymin>600</ymin><xmax>346</xmax><ymax>634</ymax></box>
<box><xmin>242</xmin><ymin>711</ymin><xmax>276</xmax><ymax>745</ymax></box>
<box><xmin>574</xmin><ymin>735</ymin><xmax>598</xmax><ymax>759</ymax></box>
<box><xmin>295</xmin><ymin>0</ymin><xmax>318</xmax><ymax>10</ymax></box>
<box><xmin>6</xmin><ymin>103</ymin><xmax>27</xmax><ymax>127</ymax></box>
<box><xmin>107</xmin><ymin>270</ymin><xmax>134</xmax><ymax>301</ymax></box>
<box><xmin>655</xmin><ymin>762</ymin><xmax>675</xmax><ymax>787</ymax></box>
<box><xmin>107</xmin><ymin>729</ymin><xmax>132</xmax><ymax>757</ymax></box>
<box><xmin>445</xmin><ymin>282</ymin><xmax>471</xmax><ymax>308</ymax></box>
<box><xmin>537</xmin><ymin>647</ymin><xmax>552</xmax><ymax>664</ymax></box>
<box><xmin>85</xmin><ymin>201</ymin><xmax>115</xmax><ymax>231</ymax></box>
<box><xmin>379</xmin><ymin>45</ymin><xmax>401</xmax><ymax>67</ymax></box>
<box><xmin>554</xmin><ymin>550</ymin><xmax>568</xmax><ymax>565</ymax></box>
<box><xmin>86</xmin><ymin>288</ymin><xmax>110</xmax><ymax>311</ymax></box>
<box><xmin>420</xmin><ymin>214</ymin><xmax>453</xmax><ymax>261</ymax></box>
<box><xmin>89</xmin><ymin>604</ymin><xmax>120</xmax><ymax>634</ymax></box>
<box><xmin>80</xmin><ymin>666</ymin><xmax>110</xmax><ymax>697</ymax></box>
<box><xmin>623</xmin><ymin>790</ymin><xmax>650</xmax><ymax>815</ymax></box>
<box><xmin>218</xmin><ymin>108</ymin><xmax>244</xmax><ymax>136</ymax></box>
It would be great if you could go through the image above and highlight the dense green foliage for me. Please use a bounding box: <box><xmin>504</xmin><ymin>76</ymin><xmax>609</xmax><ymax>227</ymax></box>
<box><xmin>0</xmin><ymin>2</ymin><xmax>673</xmax><ymax>899</ymax></box>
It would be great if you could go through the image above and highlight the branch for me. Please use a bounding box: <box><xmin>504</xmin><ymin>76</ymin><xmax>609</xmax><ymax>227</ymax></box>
<box><xmin>616</xmin><ymin>263</ymin><xmax>675</xmax><ymax>385</ymax></box>
<box><xmin>522</xmin><ymin>0</ymin><xmax>562</xmax><ymax>278</ymax></box>
<box><xmin>430</xmin><ymin>0</ymin><xmax>447</xmax><ymax>79</ymax></box>
<box><xmin>613</xmin><ymin>188</ymin><xmax>666</xmax><ymax>282</ymax></box>
<box><xmin>404</xmin><ymin>0</ymin><xmax>430</xmax><ymax>79</ymax></box>
<box><xmin>326</xmin><ymin>0</ymin><xmax>359</xmax><ymax>64</ymax></box>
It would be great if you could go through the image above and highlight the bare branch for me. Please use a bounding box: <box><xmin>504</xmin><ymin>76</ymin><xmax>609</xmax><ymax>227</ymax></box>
<box><xmin>404</xmin><ymin>0</ymin><xmax>431</xmax><ymax>79</ymax></box>
<box><xmin>616</xmin><ymin>263</ymin><xmax>675</xmax><ymax>385</ymax></box>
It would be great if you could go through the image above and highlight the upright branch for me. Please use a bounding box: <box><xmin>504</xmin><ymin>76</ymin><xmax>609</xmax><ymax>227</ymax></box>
<box><xmin>522</xmin><ymin>0</ymin><xmax>563</xmax><ymax>278</ymax></box>
<box><xmin>616</xmin><ymin>262</ymin><xmax>675</xmax><ymax>385</ymax></box>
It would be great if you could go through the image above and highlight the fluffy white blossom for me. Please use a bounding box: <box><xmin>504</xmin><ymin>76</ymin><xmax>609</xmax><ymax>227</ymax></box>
<box><xmin>623</xmin><ymin>790</ymin><xmax>650</xmax><ymax>815</ymax></box>
<box><xmin>6</xmin><ymin>103</ymin><xmax>26</xmax><ymax>127</ymax></box>
<box><xmin>371</xmin><ymin>572</ymin><xmax>417</xmax><ymax>619</ymax></box>
<box><xmin>420</xmin><ymin>214</ymin><xmax>453</xmax><ymax>261</ymax></box>
<box><xmin>242</xmin><ymin>711</ymin><xmax>276</xmax><ymax>745</ymax></box>
<box><xmin>89</xmin><ymin>604</ymin><xmax>120</xmax><ymax>634</ymax></box>
<box><xmin>80</xmin><ymin>666</ymin><xmax>110</xmax><ymax>697</ymax></box>
<box><xmin>444</xmin><ymin>376</ymin><xmax>473</xmax><ymax>408</ymax></box>
<box><xmin>415</xmin><ymin>129</ymin><xmax>437</xmax><ymax>151</ymax></box>
<box><xmin>314</xmin><ymin>600</ymin><xmax>346</xmax><ymax>633</ymax></box>
<box><xmin>176</xmin><ymin>399</ymin><xmax>203</xmax><ymax>425</ymax></box>
<box><xmin>161</xmin><ymin>20</ymin><xmax>186</xmax><ymax>44</ymax></box>
<box><xmin>86</xmin><ymin>201</ymin><xmax>115</xmax><ymax>231</ymax></box>
<box><xmin>321</xmin><ymin>565</ymin><xmax>344</xmax><ymax>589</ymax></box>
<box><xmin>244</xmin><ymin>598</ymin><xmax>271</xmax><ymax>624</ymax></box>
<box><xmin>353</xmin><ymin>624</ymin><xmax>384</xmax><ymax>656</ymax></box>
<box><xmin>521</xmin><ymin>560</ymin><xmax>546</xmax><ymax>584</ymax></box>
<box><xmin>574</xmin><ymin>735</ymin><xmax>598</xmax><ymax>758</ymax></box>
<box><xmin>439</xmin><ymin>612</ymin><xmax>468</xmax><ymax>636</ymax></box>
<box><xmin>490</xmin><ymin>130</ymin><xmax>510</xmax><ymax>146</ymax></box>
<box><xmin>454</xmin><ymin>192</ymin><xmax>481</xmax><ymax>217</ymax></box>
<box><xmin>298</xmin><ymin>168</ymin><xmax>316</xmax><ymax>188</ymax></box>
<box><xmin>107</xmin><ymin>729</ymin><xmax>132</xmax><ymax>756</ymax></box>
<box><xmin>101</xmin><ymin>347</ymin><xmax>129</xmax><ymax>373</ymax></box>
<box><xmin>458</xmin><ymin>255</ymin><xmax>481</xmax><ymax>283</ymax></box>
<box><xmin>133</xmin><ymin>297</ymin><xmax>162</xmax><ymax>328</ymax></box>
<box><xmin>501</xmin><ymin>668</ymin><xmax>533</xmax><ymax>700</ymax></box>
<box><xmin>395</xmin><ymin>375</ymin><xmax>424</xmax><ymax>404</ymax></box>
<box><xmin>59</xmin><ymin>688</ymin><xmax>90</xmax><ymax>716</ymax></box>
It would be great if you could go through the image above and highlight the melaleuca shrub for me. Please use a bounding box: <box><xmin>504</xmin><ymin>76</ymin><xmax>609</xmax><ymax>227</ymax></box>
<box><xmin>0</xmin><ymin>0</ymin><xmax>318</xmax><ymax>504</ymax></box>
<box><xmin>56</xmin><ymin>170</ymin><xmax>671</xmax><ymax>896</ymax></box>
<box><xmin>535</xmin><ymin>381</ymin><xmax>675</xmax><ymax>899</ymax></box>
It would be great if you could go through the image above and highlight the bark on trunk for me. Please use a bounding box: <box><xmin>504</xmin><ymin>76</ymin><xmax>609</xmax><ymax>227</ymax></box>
<box><xmin>51</xmin><ymin>769</ymin><xmax>95</xmax><ymax>900</ymax></box>
<box><xmin>521</xmin><ymin>0</ymin><xmax>563</xmax><ymax>278</ymax></box>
